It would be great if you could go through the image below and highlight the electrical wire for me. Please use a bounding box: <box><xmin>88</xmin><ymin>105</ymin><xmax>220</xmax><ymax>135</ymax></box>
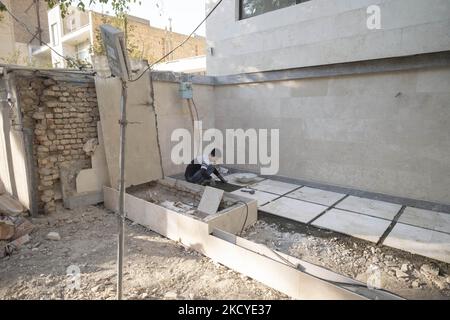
<box><xmin>129</xmin><ymin>0</ymin><xmax>223</xmax><ymax>82</ymax></box>
<box><xmin>0</xmin><ymin>1</ymin><xmax>84</xmax><ymax>69</ymax></box>
<box><xmin>188</xmin><ymin>98</ymin><xmax>202</xmax><ymax>157</ymax></box>
<box><xmin>234</xmin><ymin>200</ymin><xmax>249</xmax><ymax>236</ymax></box>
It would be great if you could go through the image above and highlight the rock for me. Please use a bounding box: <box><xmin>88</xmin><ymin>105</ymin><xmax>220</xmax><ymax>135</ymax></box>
<box><xmin>0</xmin><ymin>194</ymin><xmax>25</xmax><ymax>216</ymax></box>
<box><xmin>91</xmin><ymin>285</ymin><xmax>103</xmax><ymax>293</ymax></box>
<box><xmin>385</xmin><ymin>261</ymin><xmax>397</xmax><ymax>268</ymax></box>
<box><xmin>0</xmin><ymin>219</ymin><xmax>15</xmax><ymax>240</ymax></box>
<box><xmin>412</xmin><ymin>280</ymin><xmax>421</xmax><ymax>288</ymax></box>
<box><xmin>0</xmin><ymin>179</ymin><xmax>5</xmax><ymax>195</ymax></box>
<box><xmin>141</xmin><ymin>292</ymin><xmax>148</xmax><ymax>299</ymax></box>
<box><xmin>164</xmin><ymin>291</ymin><xmax>178</xmax><ymax>299</ymax></box>
<box><xmin>432</xmin><ymin>277</ymin><xmax>448</xmax><ymax>290</ymax></box>
<box><xmin>420</xmin><ymin>264</ymin><xmax>439</xmax><ymax>277</ymax></box>
<box><xmin>45</xmin><ymin>232</ymin><xmax>61</xmax><ymax>241</ymax></box>
<box><xmin>446</xmin><ymin>276</ymin><xmax>450</xmax><ymax>284</ymax></box>
<box><xmin>400</xmin><ymin>264</ymin><xmax>409</xmax><ymax>273</ymax></box>
<box><xmin>11</xmin><ymin>217</ymin><xmax>34</xmax><ymax>240</ymax></box>
<box><xmin>395</xmin><ymin>269</ymin><xmax>409</xmax><ymax>279</ymax></box>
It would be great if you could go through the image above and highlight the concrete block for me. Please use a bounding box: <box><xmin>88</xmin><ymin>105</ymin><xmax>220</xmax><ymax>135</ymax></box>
<box><xmin>250</xmin><ymin>179</ymin><xmax>300</xmax><ymax>195</ymax></box>
<box><xmin>63</xmin><ymin>192</ymin><xmax>103</xmax><ymax>210</ymax></box>
<box><xmin>398</xmin><ymin>207</ymin><xmax>450</xmax><ymax>234</ymax></box>
<box><xmin>383</xmin><ymin>222</ymin><xmax>450</xmax><ymax>264</ymax></box>
<box><xmin>0</xmin><ymin>194</ymin><xmax>25</xmax><ymax>216</ymax></box>
<box><xmin>198</xmin><ymin>186</ymin><xmax>224</xmax><ymax>215</ymax></box>
<box><xmin>336</xmin><ymin>196</ymin><xmax>402</xmax><ymax>220</ymax></box>
<box><xmin>260</xmin><ymin>197</ymin><xmax>327</xmax><ymax>223</ymax></box>
<box><xmin>230</xmin><ymin>189</ymin><xmax>279</xmax><ymax>207</ymax></box>
<box><xmin>286</xmin><ymin>186</ymin><xmax>346</xmax><ymax>206</ymax></box>
<box><xmin>312</xmin><ymin>208</ymin><xmax>392</xmax><ymax>243</ymax></box>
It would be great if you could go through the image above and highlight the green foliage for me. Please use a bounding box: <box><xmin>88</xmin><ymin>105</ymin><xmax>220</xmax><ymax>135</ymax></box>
<box><xmin>43</xmin><ymin>0</ymin><xmax>141</xmax><ymax>18</ymax></box>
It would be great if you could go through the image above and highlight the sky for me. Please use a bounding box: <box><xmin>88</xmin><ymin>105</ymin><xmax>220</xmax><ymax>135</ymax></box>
<box><xmin>89</xmin><ymin>0</ymin><xmax>207</xmax><ymax>36</ymax></box>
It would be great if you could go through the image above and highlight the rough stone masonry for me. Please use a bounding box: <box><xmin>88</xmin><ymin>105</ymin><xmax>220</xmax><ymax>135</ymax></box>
<box><xmin>15</xmin><ymin>74</ymin><xmax>99</xmax><ymax>214</ymax></box>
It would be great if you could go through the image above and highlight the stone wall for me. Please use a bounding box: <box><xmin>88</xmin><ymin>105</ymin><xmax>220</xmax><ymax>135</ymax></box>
<box><xmin>15</xmin><ymin>75</ymin><xmax>99</xmax><ymax>214</ymax></box>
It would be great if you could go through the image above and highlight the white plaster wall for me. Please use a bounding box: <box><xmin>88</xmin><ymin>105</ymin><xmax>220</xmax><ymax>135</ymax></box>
<box><xmin>213</xmin><ymin>67</ymin><xmax>450</xmax><ymax>205</ymax></box>
<box><xmin>206</xmin><ymin>0</ymin><xmax>450</xmax><ymax>75</ymax></box>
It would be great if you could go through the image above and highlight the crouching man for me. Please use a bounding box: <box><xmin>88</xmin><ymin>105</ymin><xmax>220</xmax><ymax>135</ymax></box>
<box><xmin>184</xmin><ymin>148</ymin><xmax>226</xmax><ymax>185</ymax></box>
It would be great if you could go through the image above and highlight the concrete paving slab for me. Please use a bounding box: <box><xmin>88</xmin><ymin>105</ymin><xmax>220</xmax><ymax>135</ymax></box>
<box><xmin>398</xmin><ymin>207</ymin><xmax>450</xmax><ymax>234</ymax></box>
<box><xmin>249</xmin><ymin>179</ymin><xmax>300</xmax><ymax>195</ymax></box>
<box><xmin>95</xmin><ymin>76</ymin><xmax>163</xmax><ymax>189</ymax></box>
<box><xmin>198</xmin><ymin>187</ymin><xmax>224</xmax><ymax>215</ymax></box>
<box><xmin>383</xmin><ymin>222</ymin><xmax>450</xmax><ymax>264</ymax></box>
<box><xmin>312</xmin><ymin>209</ymin><xmax>392</xmax><ymax>243</ymax></box>
<box><xmin>286</xmin><ymin>187</ymin><xmax>346</xmax><ymax>206</ymax></box>
<box><xmin>260</xmin><ymin>197</ymin><xmax>327</xmax><ymax>223</ymax></box>
<box><xmin>231</xmin><ymin>188</ymin><xmax>279</xmax><ymax>207</ymax></box>
<box><xmin>336</xmin><ymin>196</ymin><xmax>401</xmax><ymax>220</ymax></box>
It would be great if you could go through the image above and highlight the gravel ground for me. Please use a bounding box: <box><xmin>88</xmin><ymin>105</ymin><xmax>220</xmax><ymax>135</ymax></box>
<box><xmin>0</xmin><ymin>205</ymin><xmax>287</xmax><ymax>300</ymax></box>
<box><xmin>243</xmin><ymin>214</ymin><xmax>450</xmax><ymax>300</ymax></box>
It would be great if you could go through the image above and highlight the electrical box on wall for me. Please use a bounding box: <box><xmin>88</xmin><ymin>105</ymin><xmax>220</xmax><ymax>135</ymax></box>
<box><xmin>179</xmin><ymin>82</ymin><xmax>193</xmax><ymax>99</ymax></box>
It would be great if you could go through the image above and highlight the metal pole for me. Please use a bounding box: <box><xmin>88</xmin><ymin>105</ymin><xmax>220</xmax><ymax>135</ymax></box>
<box><xmin>35</xmin><ymin>0</ymin><xmax>42</xmax><ymax>46</ymax></box>
<box><xmin>117</xmin><ymin>79</ymin><xmax>127</xmax><ymax>300</ymax></box>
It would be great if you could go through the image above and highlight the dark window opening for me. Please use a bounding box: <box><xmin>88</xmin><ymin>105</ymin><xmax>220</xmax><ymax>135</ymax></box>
<box><xmin>239</xmin><ymin>0</ymin><xmax>310</xmax><ymax>20</ymax></box>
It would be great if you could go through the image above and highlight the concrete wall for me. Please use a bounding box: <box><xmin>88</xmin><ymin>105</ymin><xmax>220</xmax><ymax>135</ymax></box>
<box><xmin>206</xmin><ymin>0</ymin><xmax>450</xmax><ymax>75</ymax></box>
<box><xmin>214</xmin><ymin>66</ymin><xmax>450</xmax><ymax>205</ymax></box>
<box><xmin>0</xmin><ymin>75</ymin><xmax>31</xmax><ymax>210</ymax></box>
<box><xmin>0</xmin><ymin>0</ymin><xmax>17</xmax><ymax>64</ymax></box>
<box><xmin>153</xmin><ymin>80</ymin><xmax>216</xmax><ymax>176</ymax></box>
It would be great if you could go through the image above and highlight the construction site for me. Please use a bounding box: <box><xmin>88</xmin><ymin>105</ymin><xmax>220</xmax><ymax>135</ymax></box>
<box><xmin>1</xmin><ymin>0</ymin><xmax>450</xmax><ymax>302</ymax></box>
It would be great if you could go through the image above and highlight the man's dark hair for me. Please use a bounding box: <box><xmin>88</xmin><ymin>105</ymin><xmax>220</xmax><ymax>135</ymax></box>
<box><xmin>210</xmin><ymin>148</ymin><xmax>216</xmax><ymax>157</ymax></box>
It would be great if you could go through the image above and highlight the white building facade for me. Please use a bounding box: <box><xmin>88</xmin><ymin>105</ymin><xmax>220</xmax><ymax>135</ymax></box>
<box><xmin>206</xmin><ymin>0</ymin><xmax>450</xmax><ymax>75</ymax></box>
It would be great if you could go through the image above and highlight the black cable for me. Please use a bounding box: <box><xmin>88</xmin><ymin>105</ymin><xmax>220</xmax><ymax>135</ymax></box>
<box><xmin>234</xmin><ymin>200</ymin><xmax>249</xmax><ymax>236</ymax></box>
<box><xmin>129</xmin><ymin>0</ymin><xmax>223</xmax><ymax>82</ymax></box>
<box><xmin>0</xmin><ymin>2</ymin><xmax>83</xmax><ymax>69</ymax></box>
<box><xmin>190</xmin><ymin>97</ymin><xmax>200</xmax><ymax>123</ymax></box>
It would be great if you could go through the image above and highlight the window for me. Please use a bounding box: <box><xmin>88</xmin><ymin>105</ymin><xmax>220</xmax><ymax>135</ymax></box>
<box><xmin>76</xmin><ymin>43</ymin><xmax>91</xmax><ymax>62</ymax></box>
<box><xmin>239</xmin><ymin>0</ymin><xmax>310</xmax><ymax>20</ymax></box>
<box><xmin>51</xmin><ymin>23</ymin><xmax>59</xmax><ymax>46</ymax></box>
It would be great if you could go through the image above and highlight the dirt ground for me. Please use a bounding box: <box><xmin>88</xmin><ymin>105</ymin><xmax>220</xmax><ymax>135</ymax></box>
<box><xmin>0</xmin><ymin>205</ymin><xmax>287</xmax><ymax>300</ymax></box>
<box><xmin>244</xmin><ymin>213</ymin><xmax>450</xmax><ymax>300</ymax></box>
